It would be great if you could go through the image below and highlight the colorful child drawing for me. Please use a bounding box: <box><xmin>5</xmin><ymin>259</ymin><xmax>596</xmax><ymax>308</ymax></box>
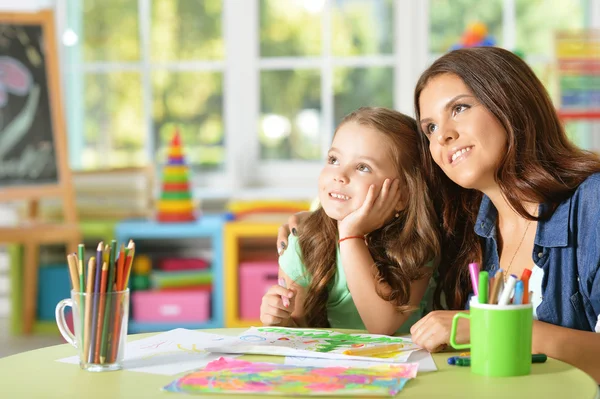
<box><xmin>204</xmin><ymin>327</ymin><xmax>421</xmax><ymax>363</ymax></box>
<box><xmin>163</xmin><ymin>357</ymin><xmax>419</xmax><ymax>397</ymax></box>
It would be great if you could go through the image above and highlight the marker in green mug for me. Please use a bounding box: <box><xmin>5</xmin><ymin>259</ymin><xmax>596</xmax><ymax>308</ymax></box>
<box><xmin>454</xmin><ymin>354</ymin><xmax>547</xmax><ymax>367</ymax></box>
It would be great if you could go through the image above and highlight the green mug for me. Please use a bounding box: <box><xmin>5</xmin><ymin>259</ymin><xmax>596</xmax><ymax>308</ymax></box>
<box><xmin>450</xmin><ymin>301</ymin><xmax>533</xmax><ymax>377</ymax></box>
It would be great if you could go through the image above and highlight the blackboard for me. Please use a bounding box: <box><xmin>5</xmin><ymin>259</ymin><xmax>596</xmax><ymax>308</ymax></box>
<box><xmin>0</xmin><ymin>16</ymin><xmax>58</xmax><ymax>187</ymax></box>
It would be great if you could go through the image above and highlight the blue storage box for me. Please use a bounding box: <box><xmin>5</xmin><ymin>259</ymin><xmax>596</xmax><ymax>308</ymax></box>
<box><xmin>37</xmin><ymin>264</ymin><xmax>71</xmax><ymax>321</ymax></box>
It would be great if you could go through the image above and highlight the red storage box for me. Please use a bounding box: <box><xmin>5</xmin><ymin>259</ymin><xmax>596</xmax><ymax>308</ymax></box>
<box><xmin>239</xmin><ymin>261</ymin><xmax>279</xmax><ymax>320</ymax></box>
<box><xmin>132</xmin><ymin>290</ymin><xmax>210</xmax><ymax>323</ymax></box>
<box><xmin>158</xmin><ymin>258</ymin><xmax>209</xmax><ymax>271</ymax></box>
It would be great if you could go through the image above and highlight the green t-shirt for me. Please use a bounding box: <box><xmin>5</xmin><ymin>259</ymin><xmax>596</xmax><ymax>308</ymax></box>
<box><xmin>279</xmin><ymin>234</ymin><xmax>434</xmax><ymax>334</ymax></box>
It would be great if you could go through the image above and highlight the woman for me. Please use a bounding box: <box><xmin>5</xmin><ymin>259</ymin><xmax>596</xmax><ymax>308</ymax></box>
<box><xmin>409</xmin><ymin>47</ymin><xmax>600</xmax><ymax>382</ymax></box>
<box><xmin>278</xmin><ymin>47</ymin><xmax>600</xmax><ymax>382</ymax></box>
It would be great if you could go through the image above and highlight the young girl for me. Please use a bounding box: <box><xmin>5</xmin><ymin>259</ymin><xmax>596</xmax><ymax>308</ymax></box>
<box><xmin>259</xmin><ymin>107</ymin><xmax>440</xmax><ymax>335</ymax></box>
<box><xmin>409</xmin><ymin>47</ymin><xmax>600</xmax><ymax>382</ymax></box>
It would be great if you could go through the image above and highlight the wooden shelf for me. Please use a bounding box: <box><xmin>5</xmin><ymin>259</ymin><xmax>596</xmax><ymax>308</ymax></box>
<box><xmin>116</xmin><ymin>214</ymin><xmax>228</xmax><ymax>332</ymax></box>
<box><xmin>223</xmin><ymin>221</ymin><xmax>281</xmax><ymax>328</ymax></box>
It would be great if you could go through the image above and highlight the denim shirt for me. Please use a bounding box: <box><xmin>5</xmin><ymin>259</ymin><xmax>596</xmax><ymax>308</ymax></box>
<box><xmin>475</xmin><ymin>173</ymin><xmax>600</xmax><ymax>331</ymax></box>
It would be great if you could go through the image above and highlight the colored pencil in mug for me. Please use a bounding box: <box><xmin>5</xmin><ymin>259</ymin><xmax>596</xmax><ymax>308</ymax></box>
<box><xmin>66</xmin><ymin>254</ymin><xmax>80</xmax><ymax>292</ymax></box>
<box><xmin>94</xmin><ymin>260</ymin><xmax>109</xmax><ymax>364</ymax></box>
<box><xmin>100</xmin><ymin>240</ymin><xmax>118</xmax><ymax>364</ymax></box>
<box><xmin>116</xmin><ymin>244</ymin><xmax>125</xmax><ymax>292</ymax></box>
<box><xmin>83</xmin><ymin>257</ymin><xmax>95</xmax><ymax>362</ymax></box>
<box><xmin>88</xmin><ymin>242</ymin><xmax>104</xmax><ymax>363</ymax></box>
<box><xmin>108</xmin><ymin>243</ymin><xmax>127</xmax><ymax>363</ymax></box>
<box><xmin>77</xmin><ymin>244</ymin><xmax>85</xmax><ymax>292</ymax></box>
<box><xmin>123</xmin><ymin>240</ymin><xmax>135</xmax><ymax>289</ymax></box>
<box><xmin>77</xmin><ymin>244</ymin><xmax>86</xmax><ymax>343</ymax></box>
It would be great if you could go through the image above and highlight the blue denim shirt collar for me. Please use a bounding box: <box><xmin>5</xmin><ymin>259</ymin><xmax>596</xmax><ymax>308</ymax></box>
<box><xmin>474</xmin><ymin>195</ymin><xmax>570</xmax><ymax>248</ymax></box>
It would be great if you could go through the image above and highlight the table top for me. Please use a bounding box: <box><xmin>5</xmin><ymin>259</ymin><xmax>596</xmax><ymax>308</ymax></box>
<box><xmin>0</xmin><ymin>328</ymin><xmax>598</xmax><ymax>399</ymax></box>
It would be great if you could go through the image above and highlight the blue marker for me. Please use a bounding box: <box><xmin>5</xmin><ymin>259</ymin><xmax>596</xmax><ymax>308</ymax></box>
<box><xmin>513</xmin><ymin>280</ymin><xmax>524</xmax><ymax>304</ymax></box>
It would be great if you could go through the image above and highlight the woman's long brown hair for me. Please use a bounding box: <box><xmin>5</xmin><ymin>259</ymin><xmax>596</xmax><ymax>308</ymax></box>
<box><xmin>298</xmin><ymin>107</ymin><xmax>441</xmax><ymax>327</ymax></box>
<box><xmin>414</xmin><ymin>47</ymin><xmax>600</xmax><ymax>310</ymax></box>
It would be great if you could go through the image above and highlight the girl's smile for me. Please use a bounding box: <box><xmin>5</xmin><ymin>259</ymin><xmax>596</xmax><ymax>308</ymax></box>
<box><xmin>328</xmin><ymin>191</ymin><xmax>351</xmax><ymax>201</ymax></box>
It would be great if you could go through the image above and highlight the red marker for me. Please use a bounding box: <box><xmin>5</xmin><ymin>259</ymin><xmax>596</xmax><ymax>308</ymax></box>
<box><xmin>520</xmin><ymin>268</ymin><xmax>532</xmax><ymax>304</ymax></box>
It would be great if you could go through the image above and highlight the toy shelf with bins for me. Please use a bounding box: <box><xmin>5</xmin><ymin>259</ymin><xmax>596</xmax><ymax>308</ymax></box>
<box><xmin>224</xmin><ymin>220</ymin><xmax>281</xmax><ymax>328</ymax></box>
<box><xmin>115</xmin><ymin>214</ymin><xmax>227</xmax><ymax>333</ymax></box>
<box><xmin>9</xmin><ymin>220</ymin><xmax>117</xmax><ymax>334</ymax></box>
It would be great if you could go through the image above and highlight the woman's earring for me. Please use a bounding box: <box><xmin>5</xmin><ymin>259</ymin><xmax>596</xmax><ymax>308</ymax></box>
<box><xmin>394</xmin><ymin>212</ymin><xmax>400</xmax><ymax>218</ymax></box>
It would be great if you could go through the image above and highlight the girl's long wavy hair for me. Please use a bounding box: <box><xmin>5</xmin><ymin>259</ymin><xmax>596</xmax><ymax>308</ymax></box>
<box><xmin>298</xmin><ymin>107</ymin><xmax>441</xmax><ymax>328</ymax></box>
<box><xmin>414</xmin><ymin>47</ymin><xmax>600</xmax><ymax>310</ymax></box>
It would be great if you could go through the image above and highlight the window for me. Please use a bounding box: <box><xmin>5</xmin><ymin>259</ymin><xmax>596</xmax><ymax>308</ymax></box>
<box><xmin>63</xmin><ymin>0</ymin><xmax>225</xmax><ymax>174</ymax></box>
<box><xmin>60</xmin><ymin>0</ymin><xmax>595</xmax><ymax>197</ymax></box>
<box><xmin>429</xmin><ymin>0</ymin><xmax>586</xmax><ymax>101</ymax></box>
<box><xmin>428</xmin><ymin>0</ymin><xmax>595</xmax><ymax>149</ymax></box>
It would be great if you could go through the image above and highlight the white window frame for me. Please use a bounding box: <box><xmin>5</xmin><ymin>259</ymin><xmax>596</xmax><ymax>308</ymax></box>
<box><xmin>55</xmin><ymin>0</ymin><xmax>597</xmax><ymax>200</ymax></box>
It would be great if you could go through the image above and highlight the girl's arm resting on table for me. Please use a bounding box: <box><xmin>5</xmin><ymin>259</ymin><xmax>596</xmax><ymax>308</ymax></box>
<box><xmin>532</xmin><ymin>320</ymin><xmax>600</xmax><ymax>384</ymax></box>
<box><xmin>340</xmin><ymin>239</ymin><xmax>430</xmax><ymax>335</ymax></box>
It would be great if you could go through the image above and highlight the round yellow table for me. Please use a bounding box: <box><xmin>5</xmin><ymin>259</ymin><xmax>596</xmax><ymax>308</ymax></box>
<box><xmin>0</xmin><ymin>328</ymin><xmax>597</xmax><ymax>398</ymax></box>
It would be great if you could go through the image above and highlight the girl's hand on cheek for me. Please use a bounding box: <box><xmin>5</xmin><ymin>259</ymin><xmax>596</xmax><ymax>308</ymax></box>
<box><xmin>338</xmin><ymin>178</ymin><xmax>401</xmax><ymax>237</ymax></box>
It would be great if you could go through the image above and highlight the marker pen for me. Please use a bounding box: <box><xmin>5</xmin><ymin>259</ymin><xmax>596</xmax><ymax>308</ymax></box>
<box><xmin>498</xmin><ymin>274</ymin><xmax>518</xmax><ymax>306</ymax></box>
<box><xmin>469</xmin><ymin>263</ymin><xmax>480</xmax><ymax>297</ymax></box>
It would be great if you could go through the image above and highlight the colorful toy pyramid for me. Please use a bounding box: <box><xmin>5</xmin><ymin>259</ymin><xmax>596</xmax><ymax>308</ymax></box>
<box><xmin>157</xmin><ymin>130</ymin><xmax>197</xmax><ymax>222</ymax></box>
<box><xmin>450</xmin><ymin>22</ymin><xmax>496</xmax><ymax>50</ymax></box>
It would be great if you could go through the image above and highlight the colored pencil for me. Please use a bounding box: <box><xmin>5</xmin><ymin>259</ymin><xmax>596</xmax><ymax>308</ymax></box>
<box><xmin>123</xmin><ymin>240</ymin><xmax>135</xmax><ymax>289</ymax></box>
<box><xmin>77</xmin><ymin>244</ymin><xmax>86</xmax><ymax>340</ymax></box>
<box><xmin>116</xmin><ymin>244</ymin><xmax>125</xmax><ymax>293</ymax></box>
<box><xmin>88</xmin><ymin>242</ymin><xmax>104</xmax><ymax>363</ymax></box>
<box><xmin>83</xmin><ymin>257</ymin><xmax>95</xmax><ymax>362</ymax></box>
<box><xmin>109</xmin><ymin>240</ymin><xmax>136</xmax><ymax>363</ymax></box>
<box><xmin>100</xmin><ymin>240</ymin><xmax>118</xmax><ymax>364</ymax></box>
<box><xmin>66</xmin><ymin>254</ymin><xmax>80</xmax><ymax>292</ymax></box>
<box><xmin>108</xmin><ymin>244</ymin><xmax>126</xmax><ymax>363</ymax></box>
<box><xmin>94</xmin><ymin>260</ymin><xmax>109</xmax><ymax>364</ymax></box>
<box><xmin>77</xmin><ymin>244</ymin><xmax>85</xmax><ymax>292</ymax></box>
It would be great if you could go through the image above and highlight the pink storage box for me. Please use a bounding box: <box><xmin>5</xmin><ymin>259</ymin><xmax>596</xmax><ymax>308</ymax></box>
<box><xmin>132</xmin><ymin>290</ymin><xmax>210</xmax><ymax>323</ymax></box>
<box><xmin>239</xmin><ymin>261</ymin><xmax>279</xmax><ymax>320</ymax></box>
